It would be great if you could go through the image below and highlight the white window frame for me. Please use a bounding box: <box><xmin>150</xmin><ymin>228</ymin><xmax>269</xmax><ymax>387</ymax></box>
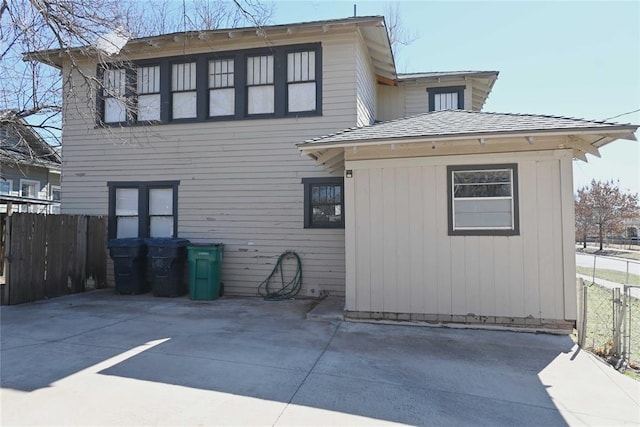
<box><xmin>20</xmin><ymin>179</ymin><xmax>40</xmax><ymax>199</ymax></box>
<box><xmin>448</xmin><ymin>164</ymin><xmax>519</xmax><ymax>236</ymax></box>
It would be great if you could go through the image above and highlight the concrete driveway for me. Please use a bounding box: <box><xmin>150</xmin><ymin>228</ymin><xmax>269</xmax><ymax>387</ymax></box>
<box><xmin>1</xmin><ymin>290</ymin><xmax>638</xmax><ymax>426</ymax></box>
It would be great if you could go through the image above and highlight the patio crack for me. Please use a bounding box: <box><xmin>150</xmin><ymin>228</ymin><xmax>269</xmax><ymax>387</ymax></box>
<box><xmin>272</xmin><ymin>320</ymin><xmax>342</xmax><ymax>425</ymax></box>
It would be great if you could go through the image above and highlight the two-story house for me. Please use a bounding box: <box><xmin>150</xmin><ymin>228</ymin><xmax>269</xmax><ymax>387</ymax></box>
<box><xmin>29</xmin><ymin>16</ymin><xmax>637</xmax><ymax>329</ymax></box>
<box><xmin>1</xmin><ymin>110</ymin><xmax>62</xmax><ymax>214</ymax></box>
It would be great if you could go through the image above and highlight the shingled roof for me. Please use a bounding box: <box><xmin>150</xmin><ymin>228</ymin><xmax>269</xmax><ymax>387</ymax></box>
<box><xmin>298</xmin><ymin>110</ymin><xmax>637</xmax><ymax>148</ymax></box>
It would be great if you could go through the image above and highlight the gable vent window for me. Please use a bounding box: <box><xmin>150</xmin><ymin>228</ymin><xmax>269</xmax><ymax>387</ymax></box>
<box><xmin>172</xmin><ymin>62</ymin><xmax>197</xmax><ymax>119</ymax></box>
<box><xmin>247</xmin><ymin>55</ymin><xmax>274</xmax><ymax>115</ymax></box>
<box><xmin>209</xmin><ymin>58</ymin><xmax>235</xmax><ymax>117</ymax></box>
<box><xmin>103</xmin><ymin>68</ymin><xmax>127</xmax><ymax>123</ymax></box>
<box><xmin>287</xmin><ymin>50</ymin><xmax>316</xmax><ymax>112</ymax></box>
<box><xmin>428</xmin><ymin>86</ymin><xmax>465</xmax><ymax>112</ymax></box>
<box><xmin>137</xmin><ymin>65</ymin><xmax>161</xmax><ymax>121</ymax></box>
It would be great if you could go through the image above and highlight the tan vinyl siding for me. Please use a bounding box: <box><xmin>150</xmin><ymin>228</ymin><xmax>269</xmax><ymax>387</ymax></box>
<box><xmin>345</xmin><ymin>150</ymin><xmax>576</xmax><ymax>323</ymax></box>
<box><xmin>59</xmin><ymin>32</ymin><xmax>369</xmax><ymax>297</ymax></box>
<box><xmin>355</xmin><ymin>32</ymin><xmax>376</xmax><ymax>126</ymax></box>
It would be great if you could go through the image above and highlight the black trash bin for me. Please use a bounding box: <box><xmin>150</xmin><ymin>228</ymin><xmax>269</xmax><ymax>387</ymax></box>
<box><xmin>108</xmin><ymin>238</ymin><xmax>148</xmax><ymax>294</ymax></box>
<box><xmin>146</xmin><ymin>238</ymin><xmax>190</xmax><ymax>297</ymax></box>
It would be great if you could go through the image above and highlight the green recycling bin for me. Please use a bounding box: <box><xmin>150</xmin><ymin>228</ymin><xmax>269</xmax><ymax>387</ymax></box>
<box><xmin>187</xmin><ymin>244</ymin><xmax>224</xmax><ymax>300</ymax></box>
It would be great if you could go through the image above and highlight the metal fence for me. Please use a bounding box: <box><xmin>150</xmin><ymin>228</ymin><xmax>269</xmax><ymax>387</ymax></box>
<box><xmin>577</xmin><ymin>254</ymin><xmax>640</xmax><ymax>370</ymax></box>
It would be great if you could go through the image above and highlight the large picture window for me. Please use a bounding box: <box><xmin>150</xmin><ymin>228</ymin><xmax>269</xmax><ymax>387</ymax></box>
<box><xmin>447</xmin><ymin>164</ymin><xmax>519</xmax><ymax>236</ymax></box>
<box><xmin>302</xmin><ymin>177</ymin><xmax>344</xmax><ymax>229</ymax></box>
<box><xmin>108</xmin><ymin>181</ymin><xmax>179</xmax><ymax>239</ymax></box>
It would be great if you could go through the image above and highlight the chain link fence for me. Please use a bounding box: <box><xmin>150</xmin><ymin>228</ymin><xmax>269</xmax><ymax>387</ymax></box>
<box><xmin>576</xmin><ymin>254</ymin><xmax>640</xmax><ymax>371</ymax></box>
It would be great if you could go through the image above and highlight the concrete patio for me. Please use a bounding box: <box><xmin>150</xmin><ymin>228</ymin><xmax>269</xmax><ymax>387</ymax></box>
<box><xmin>1</xmin><ymin>290</ymin><xmax>638</xmax><ymax>426</ymax></box>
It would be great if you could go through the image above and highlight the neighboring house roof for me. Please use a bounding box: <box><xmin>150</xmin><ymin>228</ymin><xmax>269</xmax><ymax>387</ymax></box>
<box><xmin>300</xmin><ymin>110</ymin><xmax>638</xmax><ymax>146</ymax></box>
<box><xmin>0</xmin><ymin>109</ymin><xmax>62</xmax><ymax>170</ymax></box>
<box><xmin>25</xmin><ymin>16</ymin><xmax>397</xmax><ymax>82</ymax></box>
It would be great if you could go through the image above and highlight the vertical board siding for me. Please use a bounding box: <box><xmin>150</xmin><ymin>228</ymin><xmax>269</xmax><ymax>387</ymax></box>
<box><xmin>347</xmin><ymin>151</ymin><xmax>574</xmax><ymax>322</ymax></box>
<box><xmin>59</xmin><ymin>33</ymin><xmax>364</xmax><ymax>297</ymax></box>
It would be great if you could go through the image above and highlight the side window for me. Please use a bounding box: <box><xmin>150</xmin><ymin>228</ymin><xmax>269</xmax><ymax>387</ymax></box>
<box><xmin>103</xmin><ymin>68</ymin><xmax>128</xmax><ymax>123</ymax></box>
<box><xmin>302</xmin><ymin>177</ymin><xmax>344</xmax><ymax>229</ymax></box>
<box><xmin>447</xmin><ymin>164</ymin><xmax>519</xmax><ymax>236</ymax></box>
<box><xmin>428</xmin><ymin>86</ymin><xmax>465</xmax><ymax>112</ymax></box>
<box><xmin>287</xmin><ymin>50</ymin><xmax>317</xmax><ymax>113</ymax></box>
<box><xmin>108</xmin><ymin>181</ymin><xmax>179</xmax><ymax>239</ymax></box>
<box><xmin>20</xmin><ymin>179</ymin><xmax>40</xmax><ymax>198</ymax></box>
<box><xmin>0</xmin><ymin>179</ymin><xmax>12</xmax><ymax>195</ymax></box>
<box><xmin>171</xmin><ymin>62</ymin><xmax>197</xmax><ymax>119</ymax></box>
<box><xmin>246</xmin><ymin>54</ymin><xmax>275</xmax><ymax>115</ymax></box>
<box><xmin>137</xmin><ymin>65</ymin><xmax>161</xmax><ymax>121</ymax></box>
<box><xmin>209</xmin><ymin>58</ymin><xmax>235</xmax><ymax>117</ymax></box>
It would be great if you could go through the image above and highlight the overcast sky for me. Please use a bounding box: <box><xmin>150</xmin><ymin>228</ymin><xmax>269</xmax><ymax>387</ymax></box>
<box><xmin>272</xmin><ymin>0</ymin><xmax>640</xmax><ymax>194</ymax></box>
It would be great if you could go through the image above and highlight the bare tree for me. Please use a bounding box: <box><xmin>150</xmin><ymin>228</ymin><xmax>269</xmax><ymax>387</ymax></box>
<box><xmin>0</xmin><ymin>0</ymin><xmax>274</xmax><ymax>151</ymax></box>
<box><xmin>575</xmin><ymin>180</ymin><xmax>639</xmax><ymax>250</ymax></box>
<box><xmin>384</xmin><ymin>2</ymin><xmax>418</xmax><ymax>59</ymax></box>
<box><xmin>575</xmin><ymin>193</ymin><xmax>594</xmax><ymax>248</ymax></box>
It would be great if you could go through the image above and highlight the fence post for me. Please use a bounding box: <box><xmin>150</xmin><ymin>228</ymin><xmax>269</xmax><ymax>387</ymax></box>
<box><xmin>577</xmin><ymin>278</ymin><xmax>587</xmax><ymax>347</ymax></box>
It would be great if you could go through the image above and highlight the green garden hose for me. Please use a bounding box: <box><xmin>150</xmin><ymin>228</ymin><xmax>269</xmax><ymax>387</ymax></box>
<box><xmin>257</xmin><ymin>251</ymin><xmax>302</xmax><ymax>300</ymax></box>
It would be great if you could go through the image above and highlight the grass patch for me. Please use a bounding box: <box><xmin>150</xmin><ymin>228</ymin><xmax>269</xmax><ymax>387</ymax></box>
<box><xmin>576</xmin><ymin>266</ymin><xmax>640</xmax><ymax>285</ymax></box>
<box><xmin>582</xmin><ymin>281</ymin><xmax>640</xmax><ymax>380</ymax></box>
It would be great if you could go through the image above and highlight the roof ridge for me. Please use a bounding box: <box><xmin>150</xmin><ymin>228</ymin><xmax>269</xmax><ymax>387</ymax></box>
<box><xmin>470</xmin><ymin>110</ymin><xmax>631</xmax><ymax>126</ymax></box>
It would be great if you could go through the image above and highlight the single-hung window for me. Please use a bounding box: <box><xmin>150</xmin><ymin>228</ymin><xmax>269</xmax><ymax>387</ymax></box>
<box><xmin>302</xmin><ymin>177</ymin><xmax>344</xmax><ymax>228</ymax></box>
<box><xmin>172</xmin><ymin>62</ymin><xmax>197</xmax><ymax>119</ymax></box>
<box><xmin>447</xmin><ymin>164</ymin><xmax>519</xmax><ymax>236</ymax></box>
<box><xmin>428</xmin><ymin>86</ymin><xmax>465</xmax><ymax>112</ymax></box>
<box><xmin>209</xmin><ymin>58</ymin><xmax>235</xmax><ymax>117</ymax></box>
<box><xmin>137</xmin><ymin>65</ymin><xmax>161</xmax><ymax>121</ymax></box>
<box><xmin>115</xmin><ymin>187</ymin><xmax>139</xmax><ymax>238</ymax></box>
<box><xmin>247</xmin><ymin>55</ymin><xmax>274</xmax><ymax>115</ymax></box>
<box><xmin>287</xmin><ymin>50</ymin><xmax>316</xmax><ymax>112</ymax></box>
<box><xmin>103</xmin><ymin>68</ymin><xmax>128</xmax><ymax>123</ymax></box>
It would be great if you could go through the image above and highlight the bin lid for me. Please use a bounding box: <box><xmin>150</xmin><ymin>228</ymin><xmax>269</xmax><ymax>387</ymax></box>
<box><xmin>108</xmin><ymin>238</ymin><xmax>146</xmax><ymax>247</ymax></box>
<box><xmin>146</xmin><ymin>238</ymin><xmax>191</xmax><ymax>248</ymax></box>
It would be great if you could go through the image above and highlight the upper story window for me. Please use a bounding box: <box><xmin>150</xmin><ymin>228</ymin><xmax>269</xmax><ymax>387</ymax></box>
<box><xmin>287</xmin><ymin>50</ymin><xmax>316</xmax><ymax>113</ymax></box>
<box><xmin>103</xmin><ymin>68</ymin><xmax>128</xmax><ymax>123</ymax></box>
<box><xmin>0</xmin><ymin>179</ymin><xmax>12</xmax><ymax>195</ymax></box>
<box><xmin>171</xmin><ymin>62</ymin><xmax>197</xmax><ymax>119</ymax></box>
<box><xmin>209</xmin><ymin>58</ymin><xmax>235</xmax><ymax>117</ymax></box>
<box><xmin>447</xmin><ymin>164</ymin><xmax>519</xmax><ymax>236</ymax></box>
<box><xmin>428</xmin><ymin>86</ymin><xmax>465</xmax><ymax>112</ymax></box>
<box><xmin>137</xmin><ymin>65</ymin><xmax>161</xmax><ymax>121</ymax></box>
<box><xmin>247</xmin><ymin>55</ymin><xmax>275</xmax><ymax>115</ymax></box>
<box><xmin>98</xmin><ymin>43</ymin><xmax>322</xmax><ymax>126</ymax></box>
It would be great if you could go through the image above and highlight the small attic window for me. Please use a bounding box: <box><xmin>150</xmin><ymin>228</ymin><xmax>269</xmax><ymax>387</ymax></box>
<box><xmin>428</xmin><ymin>86</ymin><xmax>465</xmax><ymax>111</ymax></box>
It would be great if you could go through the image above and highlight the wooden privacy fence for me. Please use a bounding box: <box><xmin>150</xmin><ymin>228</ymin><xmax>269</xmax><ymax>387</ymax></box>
<box><xmin>0</xmin><ymin>213</ymin><xmax>108</xmax><ymax>305</ymax></box>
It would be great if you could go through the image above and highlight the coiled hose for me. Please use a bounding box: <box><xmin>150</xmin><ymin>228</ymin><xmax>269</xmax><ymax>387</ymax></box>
<box><xmin>257</xmin><ymin>251</ymin><xmax>302</xmax><ymax>300</ymax></box>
